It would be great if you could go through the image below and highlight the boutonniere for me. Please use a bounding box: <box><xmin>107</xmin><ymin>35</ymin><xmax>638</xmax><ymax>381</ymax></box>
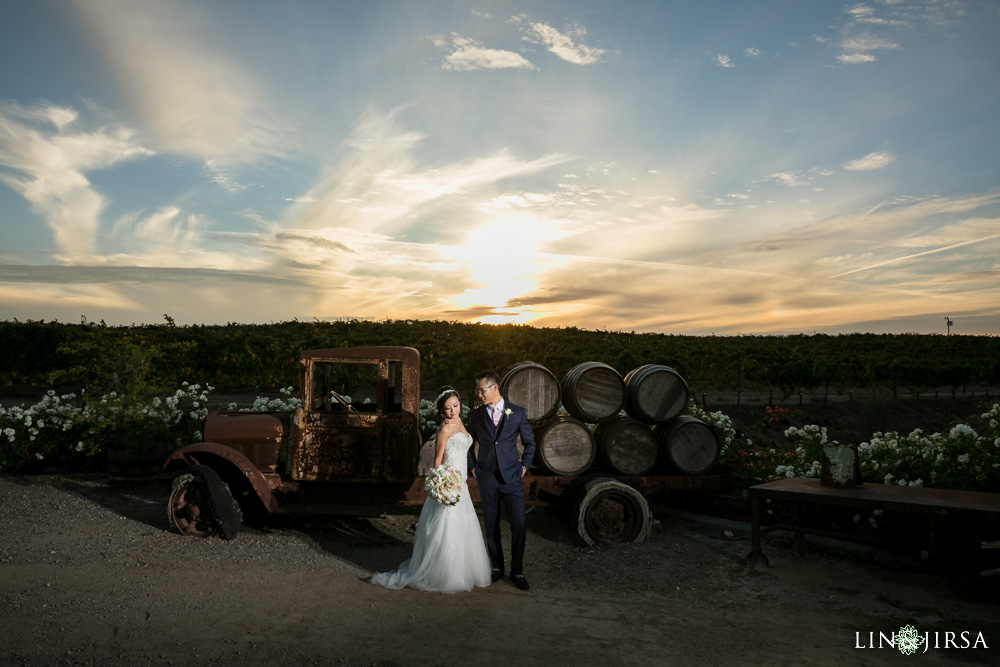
<box><xmin>504</xmin><ymin>408</ymin><xmax>512</xmax><ymax>417</ymax></box>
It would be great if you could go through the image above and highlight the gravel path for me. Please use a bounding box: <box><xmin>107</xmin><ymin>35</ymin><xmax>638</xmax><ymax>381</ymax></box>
<box><xmin>1</xmin><ymin>473</ymin><xmax>997</xmax><ymax>666</ymax></box>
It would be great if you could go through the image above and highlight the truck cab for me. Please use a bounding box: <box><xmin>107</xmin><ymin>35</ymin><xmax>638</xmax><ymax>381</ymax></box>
<box><xmin>165</xmin><ymin>346</ymin><xmax>422</xmax><ymax>539</ymax></box>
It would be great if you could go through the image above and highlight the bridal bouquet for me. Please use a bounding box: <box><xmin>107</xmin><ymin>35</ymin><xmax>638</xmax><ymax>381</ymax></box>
<box><xmin>425</xmin><ymin>465</ymin><xmax>462</xmax><ymax>506</ymax></box>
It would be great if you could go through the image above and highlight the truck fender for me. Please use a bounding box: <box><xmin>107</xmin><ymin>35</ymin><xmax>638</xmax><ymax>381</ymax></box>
<box><xmin>163</xmin><ymin>442</ymin><xmax>279</xmax><ymax>513</ymax></box>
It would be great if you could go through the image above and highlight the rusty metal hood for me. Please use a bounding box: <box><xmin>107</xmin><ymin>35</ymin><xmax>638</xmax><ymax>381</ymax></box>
<box><xmin>203</xmin><ymin>412</ymin><xmax>289</xmax><ymax>449</ymax></box>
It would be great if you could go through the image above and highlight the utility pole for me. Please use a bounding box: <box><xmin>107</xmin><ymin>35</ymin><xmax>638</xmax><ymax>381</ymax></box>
<box><xmin>944</xmin><ymin>316</ymin><xmax>953</xmax><ymax>335</ymax></box>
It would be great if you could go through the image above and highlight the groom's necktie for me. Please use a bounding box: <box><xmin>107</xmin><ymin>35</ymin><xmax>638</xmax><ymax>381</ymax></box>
<box><xmin>491</xmin><ymin>405</ymin><xmax>500</xmax><ymax>427</ymax></box>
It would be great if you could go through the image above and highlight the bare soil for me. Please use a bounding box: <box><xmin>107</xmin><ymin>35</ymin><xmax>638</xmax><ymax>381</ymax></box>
<box><xmin>1</xmin><ymin>469</ymin><xmax>998</xmax><ymax>666</ymax></box>
<box><xmin>2</xmin><ymin>393</ymin><xmax>998</xmax><ymax>665</ymax></box>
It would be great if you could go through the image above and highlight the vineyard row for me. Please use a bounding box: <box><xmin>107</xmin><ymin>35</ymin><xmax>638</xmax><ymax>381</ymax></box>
<box><xmin>1</xmin><ymin>318</ymin><xmax>998</xmax><ymax>399</ymax></box>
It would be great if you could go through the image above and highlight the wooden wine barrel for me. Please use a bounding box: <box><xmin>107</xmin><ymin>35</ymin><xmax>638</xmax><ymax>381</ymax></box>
<box><xmin>561</xmin><ymin>361</ymin><xmax>626</xmax><ymax>424</ymax></box>
<box><xmin>592</xmin><ymin>416</ymin><xmax>659</xmax><ymax>476</ymax></box>
<box><xmin>532</xmin><ymin>415</ymin><xmax>596</xmax><ymax>476</ymax></box>
<box><xmin>623</xmin><ymin>364</ymin><xmax>689</xmax><ymax>425</ymax></box>
<box><xmin>499</xmin><ymin>361</ymin><xmax>561</xmax><ymax>426</ymax></box>
<box><xmin>655</xmin><ymin>416</ymin><xmax>719</xmax><ymax>475</ymax></box>
<box><xmin>573</xmin><ymin>477</ymin><xmax>651</xmax><ymax>545</ymax></box>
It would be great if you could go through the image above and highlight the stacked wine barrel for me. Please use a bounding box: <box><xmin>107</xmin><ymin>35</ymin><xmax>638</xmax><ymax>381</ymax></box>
<box><xmin>498</xmin><ymin>360</ymin><xmax>719</xmax><ymax>477</ymax></box>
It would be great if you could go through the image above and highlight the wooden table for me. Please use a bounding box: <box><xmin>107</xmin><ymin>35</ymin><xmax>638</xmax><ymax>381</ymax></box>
<box><xmin>745</xmin><ymin>477</ymin><xmax>1000</xmax><ymax>572</ymax></box>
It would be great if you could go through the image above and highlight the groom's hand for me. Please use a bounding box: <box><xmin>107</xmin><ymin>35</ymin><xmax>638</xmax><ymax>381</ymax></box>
<box><xmin>520</xmin><ymin>466</ymin><xmax>526</xmax><ymax>478</ymax></box>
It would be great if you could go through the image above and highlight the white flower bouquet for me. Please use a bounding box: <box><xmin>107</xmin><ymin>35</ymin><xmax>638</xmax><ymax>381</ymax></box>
<box><xmin>425</xmin><ymin>465</ymin><xmax>462</xmax><ymax>506</ymax></box>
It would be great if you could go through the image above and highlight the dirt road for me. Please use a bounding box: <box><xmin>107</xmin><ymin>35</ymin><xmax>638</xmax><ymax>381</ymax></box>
<box><xmin>0</xmin><ymin>473</ymin><xmax>997</xmax><ymax>666</ymax></box>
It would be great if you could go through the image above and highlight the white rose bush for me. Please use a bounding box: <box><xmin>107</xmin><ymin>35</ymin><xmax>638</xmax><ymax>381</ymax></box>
<box><xmin>0</xmin><ymin>382</ymin><xmax>212</xmax><ymax>474</ymax></box>
<box><xmin>857</xmin><ymin>405</ymin><xmax>1000</xmax><ymax>492</ymax></box>
<box><xmin>690</xmin><ymin>401</ymin><xmax>999</xmax><ymax>494</ymax></box>
<box><xmin>4</xmin><ymin>373</ymin><xmax>997</xmax><ymax>501</ymax></box>
<box><xmin>227</xmin><ymin>386</ymin><xmax>303</xmax><ymax>413</ymax></box>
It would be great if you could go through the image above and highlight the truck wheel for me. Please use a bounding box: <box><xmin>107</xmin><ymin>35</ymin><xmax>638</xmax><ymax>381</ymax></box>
<box><xmin>573</xmin><ymin>477</ymin><xmax>651</xmax><ymax>546</ymax></box>
<box><xmin>168</xmin><ymin>465</ymin><xmax>242</xmax><ymax>540</ymax></box>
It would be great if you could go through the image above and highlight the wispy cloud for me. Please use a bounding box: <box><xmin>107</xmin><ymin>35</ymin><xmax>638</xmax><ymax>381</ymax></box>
<box><xmin>829</xmin><ymin>1</ymin><xmax>963</xmax><ymax>65</ymax></box>
<box><xmin>845</xmin><ymin>4</ymin><xmax>906</xmax><ymax>27</ymax></box>
<box><xmin>1</xmin><ymin>3</ymin><xmax>995</xmax><ymax>334</ymax></box>
<box><xmin>843</xmin><ymin>150</ymin><xmax>897</xmax><ymax>171</ymax></box>
<box><xmin>836</xmin><ymin>52</ymin><xmax>877</xmax><ymax>64</ymax></box>
<box><xmin>292</xmin><ymin>108</ymin><xmax>571</xmax><ymax>235</ymax></box>
<box><xmin>105</xmin><ymin>206</ymin><xmax>220</xmax><ymax>268</ymax></box>
<box><xmin>715</xmin><ymin>54</ymin><xmax>735</xmax><ymax>68</ymax></box>
<box><xmin>830</xmin><ymin>231</ymin><xmax>1000</xmax><ymax>279</ymax></box>
<box><xmin>521</xmin><ymin>21</ymin><xmax>606</xmax><ymax>65</ymax></box>
<box><xmin>431</xmin><ymin>34</ymin><xmax>537</xmax><ymax>71</ymax></box>
<box><xmin>837</xmin><ymin>34</ymin><xmax>901</xmax><ymax>63</ymax></box>
<box><xmin>203</xmin><ymin>160</ymin><xmax>246</xmax><ymax>192</ymax></box>
<box><xmin>72</xmin><ymin>0</ymin><xmax>290</xmax><ymax>163</ymax></box>
<box><xmin>771</xmin><ymin>171</ymin><xmax>812</xmax><ymax>187</ymax></box>
<box><xmin>0</xmin><ymin>100</ymin><xmax>153</xmax><ymax>258</ymax></box>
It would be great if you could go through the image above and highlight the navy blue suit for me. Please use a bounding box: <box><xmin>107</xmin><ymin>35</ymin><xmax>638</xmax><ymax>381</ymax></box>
<box><xmin>468</xmin><ymin>401</ymin><xmax>536</xmax><ymax>578</ymax></box>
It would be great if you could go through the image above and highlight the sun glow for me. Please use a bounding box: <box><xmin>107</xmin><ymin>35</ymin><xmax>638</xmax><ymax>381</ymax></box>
<box><xmin>446</xmin><ymin>214</ymin><xmax>561</xmax><ymax>324</ymax></box>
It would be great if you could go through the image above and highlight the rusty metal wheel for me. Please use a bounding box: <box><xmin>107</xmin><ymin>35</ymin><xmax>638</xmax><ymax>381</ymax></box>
<box><xmin>168</xmin><ymin>465</ymin><xmax>242</xmax><ymax>539</ymax></box>
<box><xmin>573</xmin><ymin>477</ymin><xmax>651</xmax><ymax>546</ymax></box>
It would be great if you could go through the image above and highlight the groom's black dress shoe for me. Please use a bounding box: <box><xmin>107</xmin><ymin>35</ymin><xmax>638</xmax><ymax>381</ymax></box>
<box><xmin>512</xmin><ymin>574</ymin><xmax>529</xmax><ymax>591</ymax></box>
<box><xmin>491</xmin><ymin>569</ymin><xmax>503</xmax><ymax>582</ymax></box>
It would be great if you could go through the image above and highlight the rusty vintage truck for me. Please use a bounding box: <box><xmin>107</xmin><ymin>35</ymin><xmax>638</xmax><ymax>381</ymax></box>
<box><xmin>164</xmin><ymin>346</ymin><xmax>721</xmax><ymax>544</ymax></box>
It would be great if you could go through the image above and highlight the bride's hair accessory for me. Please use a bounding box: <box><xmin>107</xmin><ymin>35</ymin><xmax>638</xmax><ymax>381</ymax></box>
<box><xmin>436</xmin><ymin>388</ymin><xmax>457</xmax><ymax>403</ymax></box>
<box><xmin>435</xmin><ymin>386</ymin><xmax>460</xmax><ymax>417</ymax></box>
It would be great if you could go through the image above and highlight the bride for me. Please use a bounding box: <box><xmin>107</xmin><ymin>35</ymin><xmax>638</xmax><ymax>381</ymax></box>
<box><xmin>369</xmin><ymin>386</ymin><xmax>492</xmax><ymax>594</ymax></box>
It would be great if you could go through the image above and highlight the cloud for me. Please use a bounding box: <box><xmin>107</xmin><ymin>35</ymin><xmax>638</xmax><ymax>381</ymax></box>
<box><xmin>106</xmin><ymin>206</ymin><xmax>212</xmax><ymax>264</ymax></box>
<box><xmin>745</xmin><ymin>48</ymin><xmax>761</xmax><ymax>58</ymax></box>
<box><xmin>292</xmin><ymin>107</ymin><xmax>572</xmax><ymax>235</ymax></box>
<box><xmin>843</xmin><ymin>150</ymin><xmax>897</xmax><ymax>171</ymax></box>
<box><xmin>830</xmin><ymin>230</ymin><xmax>1000</xmax><ymax>279</ymax></box>
<box><xmin>71</xmin><ymin>0</ymin><xmax>290</xmax><ymax>163</ymax></box>
<box><xmin>523</xmin><ymin>22</ymin><xmax>605</xmax><ymax>65</ymax></box>
<box><xmin>897</xmin><ymin>217</ymin><xmax>1000</xmax><ymax>248</ymax></box>
<box><xmin>0</xmin><ymin>264</ymin><xmax>315</xmax><ymax>324</ymax></box>
<box><xmin>273</xmin><ymin>232</ymin><xmax>356</xmax><ymax>255</ymax></box>
<box><xmin>203</xmin><ymin>160</ymin><xmax>246</xmax><ymax>192</ymax></box>
<box><xmin>0</xmin><ymin>100</ymin><xmax>153</xmax><ymax>258</ymax></box>
<box><xmin>731</xmin><ymin>193</ymin><xmax>1000</xmax><ymax>303</ymax></box>
<box><xmin>837</xmin><ymin>33</ymin><xmax>902</xmax><ymax>64</ymax></box>
<box><xmin>715</xmin><ymin>54</ymin><xmax>735</xmax><ymax>68</ymax></box>
<box><xmin>841</xmin><ymin>34</ymin><xmax>901</xmax><ymax>52</ymax></box>
<box><xmin>828</xmin><ymin>1</ymin><xmax>965</xmax><ymax>65</ymax></box>
<box><xmin>433</xmin><ymin>34</ymin><xmax>537</xmax><ymax>71</ymax></box>
<box><xmin>837</xmin><ymin>52</ymin><xmax>877</xmax><ymax>64</ymax></box>
<box><xmin>771</xmin><ymin>171</ymin><xmax>812</xmax><ymax>187</ymax></box>
<box><xmin>846</xmin><ymin>4</ymin><xmax>884</xmax><ymax>24</ymax></box>
<box><xmin>0</xmin><ymin>264</ymin><xmax>300</xmax><ymax>287</ymax></box>
<box><xmin>930</xmin><ymin>270</ymin><xmax>1000</xmax><ymax>286</ymax></box>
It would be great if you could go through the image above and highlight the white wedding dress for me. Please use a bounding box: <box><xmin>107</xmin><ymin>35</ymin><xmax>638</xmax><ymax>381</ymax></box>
<box><xmin>370</xmin><ymin>431</ymin><xmax>492</xmax><ymax>594</ymax></box>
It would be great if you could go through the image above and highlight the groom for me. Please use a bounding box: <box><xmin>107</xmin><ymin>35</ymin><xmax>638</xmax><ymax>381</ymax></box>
<box><xmin>468</xmin><ymin>370</ymin><xmax>536</xmax><ymax>591</ymax></box>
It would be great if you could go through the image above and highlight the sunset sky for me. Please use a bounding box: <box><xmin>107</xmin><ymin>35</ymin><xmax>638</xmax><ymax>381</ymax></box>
<box><xmin>1</xmin><ymin>0</ymin><xmax>999</xmax><ymax>335</ymax></box>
